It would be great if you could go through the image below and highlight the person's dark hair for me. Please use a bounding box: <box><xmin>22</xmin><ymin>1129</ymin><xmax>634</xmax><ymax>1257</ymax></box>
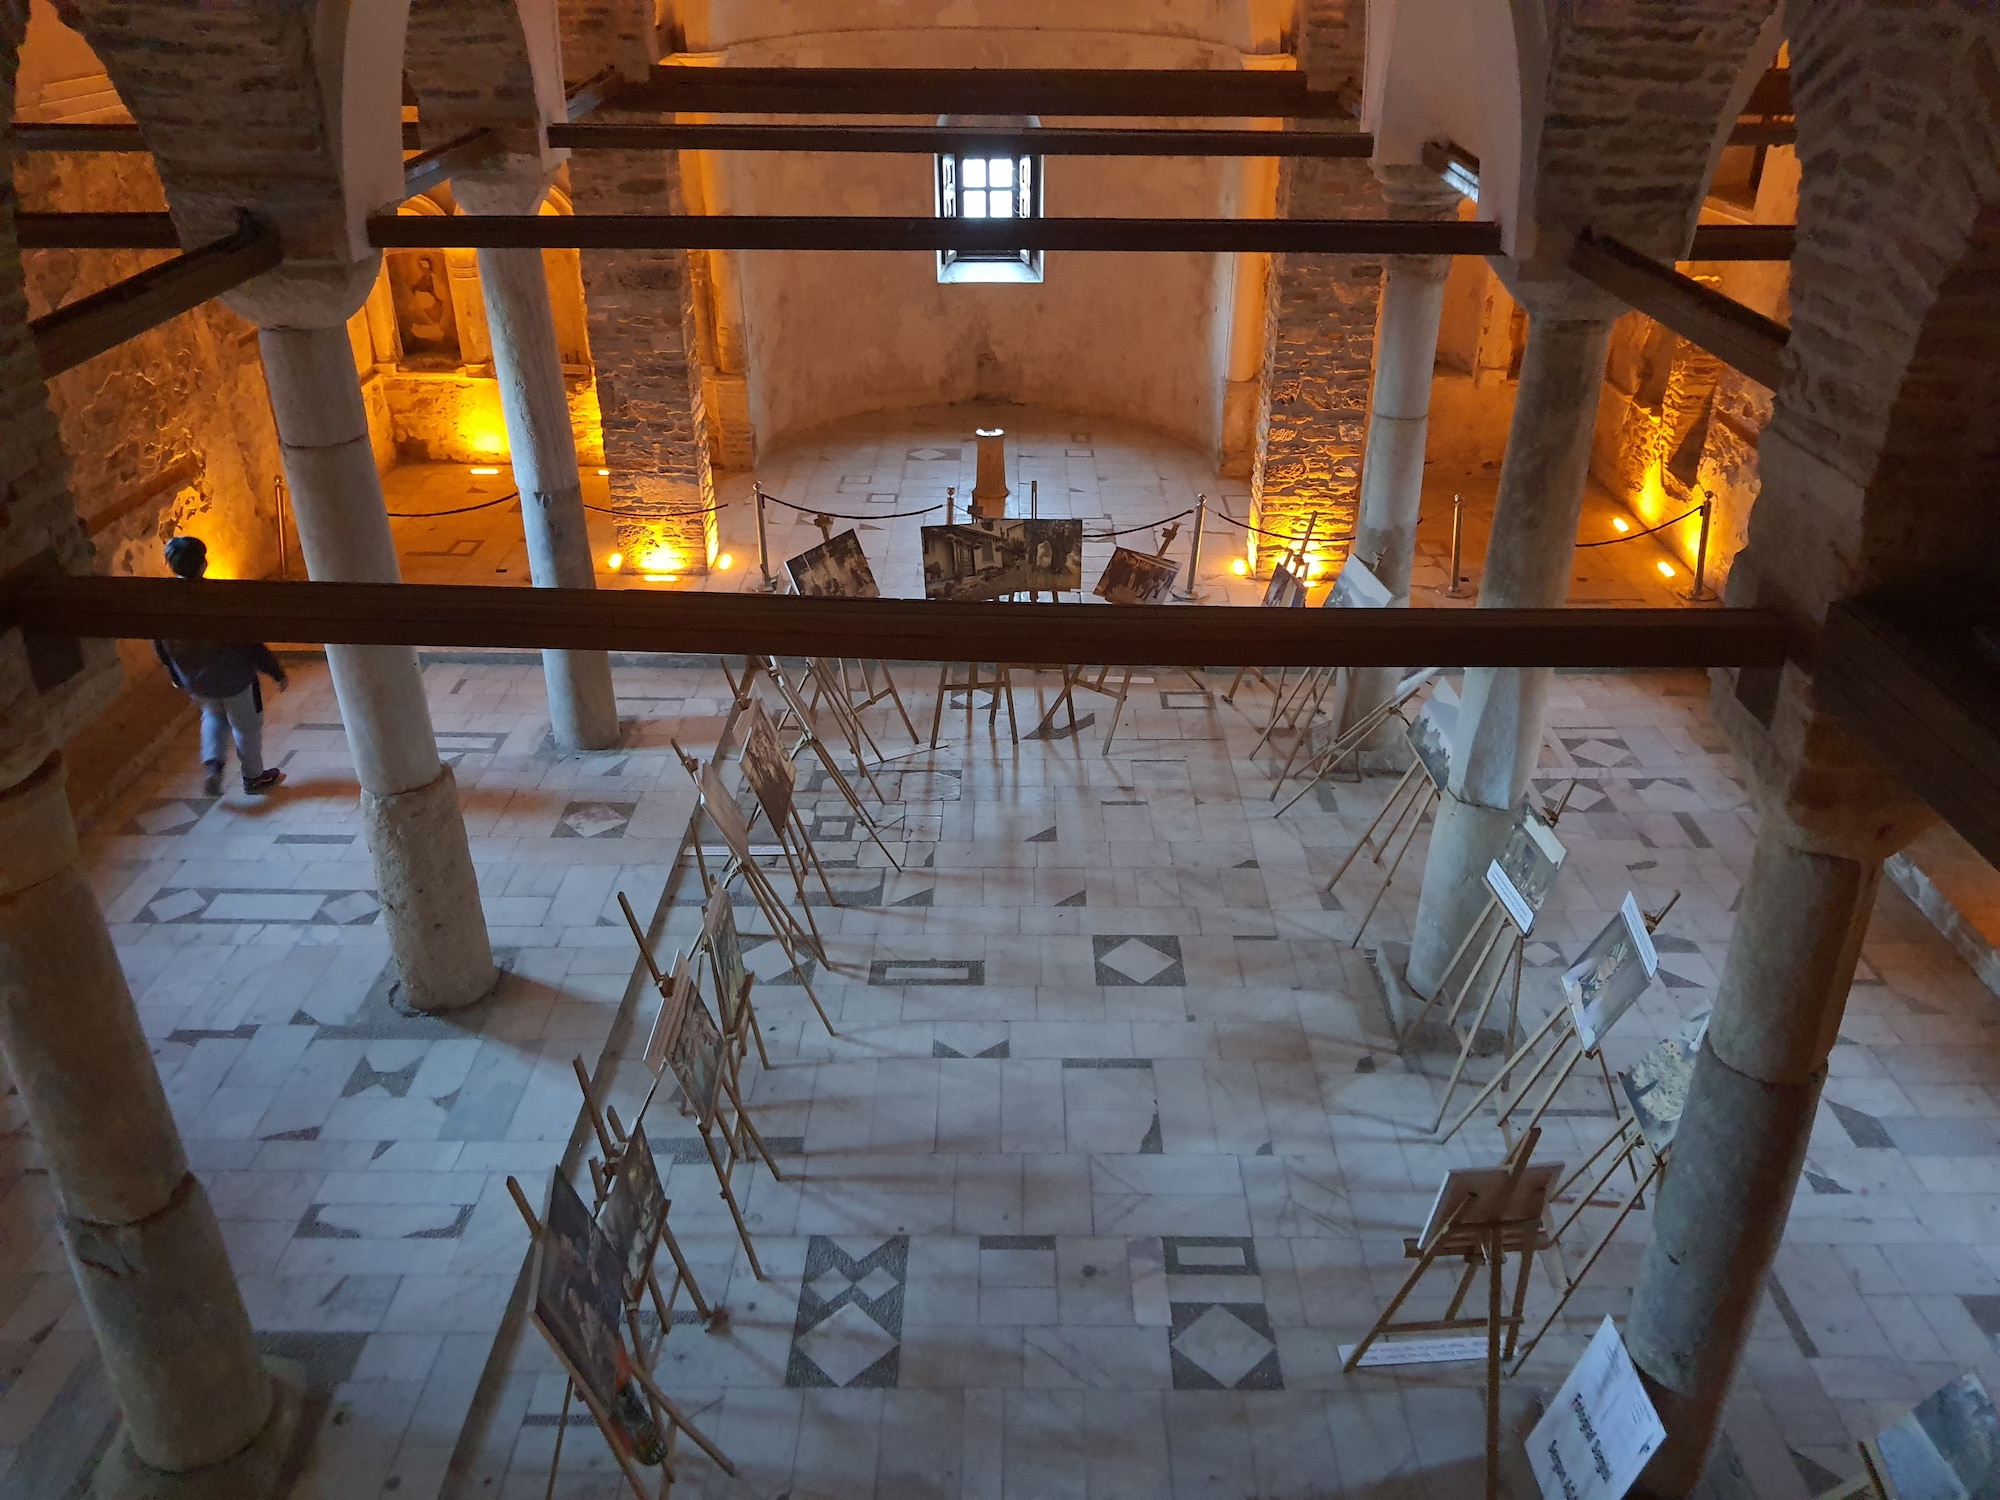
<box><xmin>164</xmin><ymin>535</ymin><xmax>208</xmax><ymax>579</ymax></box>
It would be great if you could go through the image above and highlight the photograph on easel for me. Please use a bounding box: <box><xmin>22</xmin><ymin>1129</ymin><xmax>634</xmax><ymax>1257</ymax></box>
<box><xmin>740</xmin><ymin>699</ymin><xmax>796</xmax><ymax>832</ymax></box>
<box><xmin>1404</xmin><ymin>679</ymin><xmax>1459</xmax><ymax>788</ymax></box>
<box><xmin>1263</xmin><ymin>558</ymin><xmax>1308</xmax><ymax>608</ymax></box>
<box><xmin>665</xmin><ymin>987</ymin><xmax>727</xmax><ymax>1129</ymax></box>
<box><xmin>699</xmin><ymin>758</ymin><xmax>758</xmax><ymax>864</ymax></box>
<box><xmin>1484</xmin><ymin>806</ymin><xmax>1567</xmax><ymax>934</ymax></box>
<box><xmin>599</xmin><ymin>1128</ymin><xmax>668</xmax><ymax>1299</ymax></box>
<box><xmin>920</xmin><ymin>518</ymin><xmax>1083</xmax><ymax>600</ymax></box>
<box><xmin>644</xmin><ymin>960</ymin><xmax>696</xmax><ymax>1075</ymax></box>
<box><xmin>1563</xmin><ymin>893</ymin><xmax>1662</xmax><ymax>1051</ymax></box>
<box><xmin>1416</xmin><ymin>1161</ymin><xmax>1562</xmax><ymax>1253</ymax></box>
<box><xmin>1093</xmin><ymin>546</ymin><xmax>1179</xmax><ymax>605</ymax></box>
<box><xmin>1620</xmin><ymin>1011</ymin><xmax>1709</xmax><ymax>1152</ymax></box>
<box><xmin>784</xmin><ymin>529</ymin><xmax>880</xmax><ymax>599</ymax></box>
<box><xmin>705</xmin><ymin>896</ymin><xmax>753</xmax><ymax>1033</ymax></box>
<box><xmin>1870</xmin><ymin>1371</ymin><xmax>2000</xmax><ymax>1500</ymax></box>
<box><xmin>1327</xmin><ymin>553</ymin><xmax>1393</xmax><ymax>610</ymax></box>
<box><xmin>533</xmin><ymin>1172</ymin><xmax>665</xmax><ymax>1466</ymax></box>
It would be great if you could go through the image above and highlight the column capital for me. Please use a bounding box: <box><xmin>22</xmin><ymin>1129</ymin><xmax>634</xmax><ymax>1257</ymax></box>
<box><xmin>1372</xmin><ymin>164</ymin><xmax>1464</xmax><ymax>221</ymax></box>
<box><xmin>452</xmin><ymin>162</ymin><xmax>558</xmax><ymax>218</ymax></box>
<box><xmin>223</xmin><ymin>253</ymin><xmax>382</xmax><ymax>331</ymax></box>
<box><xmin>1487</xmin><ymin>256</ymin><xmax>1628</xmax><ymax>323</ymax></box>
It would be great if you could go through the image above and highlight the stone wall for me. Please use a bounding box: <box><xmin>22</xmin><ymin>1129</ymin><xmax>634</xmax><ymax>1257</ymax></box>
<box><xmin>1249</xmin><ymin>0</ymin><xmax>1381</xmax><ymax>577</ymax></box>
<box><xmin>379</xmin><ymin>371</ymin><xmax>606</xmax><ymax>468</ymax></box>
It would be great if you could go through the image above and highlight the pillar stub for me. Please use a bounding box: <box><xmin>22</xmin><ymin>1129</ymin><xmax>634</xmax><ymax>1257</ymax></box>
<box><xmin>0</xmin><ymin>752</ymin><xmax>78</xmax><ymax>895</ymax></box>
<box><xmin>1487</xmin><ymin>256</ymin><xmax>1627</xmax><ymax>323</ymax></box>
<box><xmin>222</xmin><ymin>254</ymin><xmax>382</xmax><ymax>333</ymax></box>
<box><xmin>90</xmin><ymin>1359</ymin><xmax>306</xmax><ymax>1500</ymax></box>
<box><xmin>453</xmin><ymin>163</ymin><xmax>557</xmax><ymax>218</ymax></box>
<box><xmin>1373</xmin><ymin>163</ymin><xmax>1464</xmax><ymax>221</ymax></box>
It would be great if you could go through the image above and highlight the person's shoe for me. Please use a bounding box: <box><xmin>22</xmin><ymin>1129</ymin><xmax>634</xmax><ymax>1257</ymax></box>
<box><xmin>202</xmin><ymin>764</ymin><xmax>224</xmax><ymax>797</ymax></box>
<box><xmin>244</xmin><ymin>769</ymin><xmax>285</xmax><ymax>795</ymax></box>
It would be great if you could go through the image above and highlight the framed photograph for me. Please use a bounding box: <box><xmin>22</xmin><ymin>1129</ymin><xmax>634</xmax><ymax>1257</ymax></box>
<box><xmin>666</xmin><ymin>980</ymin><xmax>727</xmax><ymax>1130</ymax></box>
<box><xmin>1263</xmin><ymin>559</ymin><xmax>1307</xmax><ymax>608</ymax></box>
<box><xmin>920</xmin><ymin>518</ymin><xmax>1084</xmax><ymax>601</ymax></box>
<box><xmin>1327</xmin><ymin>554</ymin><xmax>1392</xmax><ymax>610</ymax></box>
<box><xmin>1416</xmin><ymin>1162</ymin><xmax>1562</xmax><ymax>1253</ymax></box>
<box><xmin>1404</xmin><ymin>679</ymin><xmax>1458</xmax><ymax>789</ymax></box>
<box><xmin>1484</xmin><ymin>807</ymin><xmax>1567</xmax><ymax>934</ymax></box>
<box><xmin>643</xmin><ymin>958</ymin><xmax>697</xmax><ymax>1076</ymax></box>
<box><xmin>699</xmin><ymin>759</ymin><xmax>756</xmax><ymax>867</ymax></box>
<box><xmin>703</xmin><ymin>895</ymin><xmax>752</xmax><ymax>1036</ymax></box>
<box><xmin>598</xmin><ymin>1128</ymin><xmax>668</xmax><ymax>1300</ymax></box>
<box><xmin>785</xmin><ymin>528</ymin><xmax>880</xmax><ymax>600</ymax></box>
<box><xmin>1094</xmin><ymin>546</ymin><xmax>1180</xmax><ymax>605</ymax></box>
<box><xmin>1873</xmin><ymin>1372</ymin><xmax>2000</xmax><ymax>1500</ymax></box>
<box><xmin>1619</xmin><ymin>1011</ymin><xmax>1709</xmax><ymax>1154</ymax></box>
<box><xmin>741</xmin><ymin>699</ymin><xmax>796</xmax><ymax>833</ymax></box>
<box><xmin>1563</xmin><ymin>892</ymin><xmax>1661</xmax><ymax>1051</ymax></box>
<box><xmin>532</xmin><ymin>1171</ymin><xmax>655</xmax><ymax>1463</ymax></box>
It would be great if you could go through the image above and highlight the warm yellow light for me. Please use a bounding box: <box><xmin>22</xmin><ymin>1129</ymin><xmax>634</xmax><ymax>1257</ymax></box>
<box><xmin>1656</xmin><ymin>560</ymin><xmax>1676</xmax><ymax>578</ymax></box>
<box><xmin>606</xmin><ymin>552</ymin><xmax>623</xmax><ymax>572</ymax></box>
<box><xmin>643</xmin><ymin>574</ymin><xmax>679</xmax><ymax>584</ymax></box>
<box><xmin>597</xmin><ymin>468</ymin><xmax>611</xmax><ymax>477</ymax></box>
<box><xmin>640</xmin><ymin>546</ymin><xmax>679</xmax><ymax>573</ymax></box>
<box><xmin>1231</xmin><ymin>557</ymin><xmax>1250</xmax><ymax>577</ymax></box>
<box><xmin>716</xmin><ymin>552</ymin><xmax>735</xmax><ymax>570</ymax></box>
<box><xmin>470</xmin><ymin>431</ymin><xmax>507</xmax><ymax>456</ymax></box>
<box><xmin>1612</xmin><ymin>517</ymin><xmax>1631</xmax><ymax>534</ymax></box>
<box><xmin>469</xmin><ymin>466</ymin><xmax>501</xmax><ymax>476</ymax></box>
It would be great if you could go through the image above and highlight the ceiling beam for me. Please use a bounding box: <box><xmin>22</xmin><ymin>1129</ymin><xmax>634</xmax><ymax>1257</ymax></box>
<box><xmin>605</xmin><ymin>66</ymin><xmax>1350</xmax><ymax>119</ymax></box>
<box><xmin>29</xmin><ymin>218</ymin><xmax>281</xmax><ymax>377</ymax></box>
<box><xmin>1569</xmin><ymin>229</ymin><xmax>1789</xmax><ymax>388</ymax></box>
<box><xmin>15</xmin><ymin>212</ymin><xmax>181</xmax><ymax>250</ymax></box>
<box><xmin>544</xmin><ymin>122</ymin><xmax>1375</xmax><ymax>157</ymax></box>
<box><xmin>10</xmin><ymin>122</ymin><xmax>147</xmax><ymax>151</ymax></box>
<box><xmin>1</xmin><ymin>575</ymin><xmax>1795</xmax><ymax>669</ymax></box>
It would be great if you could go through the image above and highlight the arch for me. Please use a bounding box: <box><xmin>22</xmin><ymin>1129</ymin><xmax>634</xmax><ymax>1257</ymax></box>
<box><xmin>405</xmin><ymin>0</ymin><xmax>563</xmax><ymax>154</ymax></box>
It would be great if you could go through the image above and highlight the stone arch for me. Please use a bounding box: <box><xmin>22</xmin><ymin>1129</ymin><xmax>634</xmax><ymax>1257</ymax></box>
<box><xmin>405</xmin><ymin>0</ymin><xmax>562</xmax><ymax>153</ymax></box>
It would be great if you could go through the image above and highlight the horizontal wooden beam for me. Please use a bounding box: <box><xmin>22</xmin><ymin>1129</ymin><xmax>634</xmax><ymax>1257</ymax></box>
<box><xmin>1571</xmin><ymin>230</ymin><xmax>1789</xmax><ymax>388</ymax></box>
<box><xmin>402</xmin><ymin>127</ymin><xmax>500</xmax><ymax>198</ymax></box>
<box><xmin>1</xmin><ymin>575</ymin><xmax>1796</xmax><ymax>669</ymax></box>
<box><xmin>544</xmin><ymin>121</ymin><xmax>1374</xmax><ymax>157</ymax></box>
<box><xmin>1726</xmin><ymin>120</ymin><xmax>1795</xmax><ymax>148</ymax></box>
<box><xmin>366</xmin><ymin>213</ymin><xmax>1507</xmax><ymax>254</ymax></box>
<box><xmin>1681</xmin><ymin>224</ymin><xmax>1793</xmax><ymax>262</ymax></box>
<box><xmin>16</xmin><ymin>212</ymin><xmax>181</xmax><ymax>249</ymax></box>
<box><xmin>29</xmin><ymin>219</ymin><xmax>281</xmax><ymax>377</ymax></box>
<box><xmin>11</xmin><ymin>122</ymin><xmax>147</xmax><ymax>151</ymax></box>
<box><xmin>608</xmin><ymin>66</ymin><xmax>1349</xmax><ymax>119</ymax></box>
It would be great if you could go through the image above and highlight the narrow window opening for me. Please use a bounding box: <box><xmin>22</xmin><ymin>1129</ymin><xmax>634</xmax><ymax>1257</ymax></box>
<box><xmin>937</xmin><ymin>117</ymin><xmax>1042</xmax><ymax>284</ymax></box>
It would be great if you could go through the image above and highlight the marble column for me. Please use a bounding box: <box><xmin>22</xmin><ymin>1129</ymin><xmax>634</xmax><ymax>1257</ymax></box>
<box><xmin>259</xmin><ymin>323</ymin><xmax>498</xmax><ymax>1012</ymax></box>
<box><xmin>0</xmin><ymin>755</ymin><xmax>287</xmax><ymax>1480</ymax></box>
<box><xmin>1404</xmin><ymin>286</ymin><xmax>1616</xmax><ymax>997</ymax></box>
<box><xmin>457</xmin><ymin>172</ymin><xmax>619</xmax><ymax>752</ymax></box>
<box><xmin>1625</xmin><ymin>810</ymin><xmax>1896</xmax><ymax>1494</ymax></box>
<box><xmin>1341</xmin><ymin>170</ymin><xmax>1462</xmax><ymax>761</ymax></box>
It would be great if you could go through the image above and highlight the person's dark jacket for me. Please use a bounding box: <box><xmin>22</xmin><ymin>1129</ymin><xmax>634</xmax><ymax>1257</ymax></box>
<box><xmin>153</xmin><ymin>639</ymin><xmax>287</xmax><ymax>703</ymax></box>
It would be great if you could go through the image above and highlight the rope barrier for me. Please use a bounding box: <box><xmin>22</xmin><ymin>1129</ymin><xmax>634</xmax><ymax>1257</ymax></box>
<box><xmin>758</xmin><ymin>490</ymin><xmax>944</xmax><ymax>522</ymax></box>
<box><xmin>1208</xmin><ymin>509</ymin><xmax>1354</xmax><ymax>548</ymax></box>
<box><xmin>385</xmin><ymin>491</ymin><xmax>520</xmax><ymax>520</ymax></box>
<box><xmin>1083</xmin><ymin>506</ymin><xmax>1195</xmax><ymax>541</ymax></box>
<box><xmin>1574</xmin><ymin>505</ymin><xmax>1702</xmax><ymax>548</ymax></box>
<box><xmin>581</xmin><ymin>499</ymin><xmax>729</xmax><ymax>519</ymax></box>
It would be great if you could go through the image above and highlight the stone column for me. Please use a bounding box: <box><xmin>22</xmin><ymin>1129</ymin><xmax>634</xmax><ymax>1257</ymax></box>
<box><xmin>457</xmin><ymin>173</ymin><xmax>620</xmax><ymax>753</ymax></box>
<box><xmin>0</xmin><ymin>755</ymin><xmax>288</xmax><ymax>1480</ymax></box>
<box><xmin>259</xmin><ymin>322</ymin><xmax>498</xmax><ymax>1012</ymax></box>
<box><xmin>1342</xmin><ymin>169</ymin><xmax>1463</xmax><ymax>761</ymax></box>
<box><xmin>1405</xmin><ymin>286</ymin><xmax>1617</xmax><ymax>996</ymax></box>
<box><xmin>1625</xmin><ymin>805</ymin><xmax>1903</xmax><ymax>1494</ymax></box>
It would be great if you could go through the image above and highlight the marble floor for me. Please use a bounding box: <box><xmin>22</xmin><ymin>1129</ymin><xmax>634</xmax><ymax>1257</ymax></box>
<box><xmin>2</xmin><ymin>414</ymin><xmax>1994</xmax><ymax>1498</ymax></box>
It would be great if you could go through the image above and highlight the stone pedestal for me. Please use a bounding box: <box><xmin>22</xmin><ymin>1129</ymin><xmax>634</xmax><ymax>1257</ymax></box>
<box><xmin>460</xmin><ymin>172</ymin><xmax>620</xmax><ymax>753</ymax></box>
<box><xmin>0</xmin><ymin>756</ymin><xmax>274</xmax><ymax>1480</ymax></box>
<box><xmin>258</xmin><ymin>323</ymin><xmax>497</xmax><ymax>1011</ymax></box>
<box><xmin>1405</xmin><ymin>300</ymin><xmax>1615</xmax><ymax>997</ymax></box>
<box><xmin>971</xmin><ymin>427</ymin><xmax>1009</xmax><ymax>517</ymax></box>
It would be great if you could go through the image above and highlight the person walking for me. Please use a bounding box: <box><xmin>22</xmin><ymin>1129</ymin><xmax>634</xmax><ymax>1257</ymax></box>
<box><xmin>152</xmin><ymin>535</ymin><xmax>289</xmax><ymax>797</ymax></box>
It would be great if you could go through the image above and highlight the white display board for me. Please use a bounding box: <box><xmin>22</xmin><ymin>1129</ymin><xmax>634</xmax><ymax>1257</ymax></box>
<box><xmin>1563</xmin><ymin>894</ymin><xmax>1662</xmax><ymax>1052</ymax></box>
<box><xmin>1528</xmin><ymin>1317</ymin><xmax>1665</xmax><ymax>1500</ymax></box>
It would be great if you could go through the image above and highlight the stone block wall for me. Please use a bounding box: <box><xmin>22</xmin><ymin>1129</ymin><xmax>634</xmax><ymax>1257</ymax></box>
<box><xmin>378</xmin><ymin>371</ymin><xmax>606</xmax><ymax>469</ymax></box>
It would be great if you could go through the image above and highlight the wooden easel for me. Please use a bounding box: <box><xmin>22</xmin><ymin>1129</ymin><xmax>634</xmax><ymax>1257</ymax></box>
<box><xmin>930</xmin><ymin>661</ymin><xmax>1018</xmax><ymax>746</ymax></box>
<box><xmin>1220</xmin><ymin>520</ymin><xmax>1317</xmax><ymax>705</ymax></box>
<box><xmin>809</xmin><ymin>658</ymin><xmax>922</xmax><ymax>759</ymax></box>
<box><xmin>1323</xmin><ymin>755</ymin><xmax>1444</xmax><ymax>950</ymax></box>
<box><xmin>751</xmin><ymin>657</ymin><xmax>904</xmax><ymax>867</ymax></box>
<box><xmin>671</xmin><ymin>744</ymin><xmax>837</xmax><ymax>1037</ymax></box>
<box><xmin>739</xmin><ymin>698</ymin><xmax>844</xmax><ymax>920</ymax></box>
<box><xmin>1437</xmin><ymin>890</ymin><xmax>1680</xmax><ymax>1146</ymax></box>
<box><xmin>629</xmin><ymin>935</ymin><xmax>784</xmax><ymax>1280</ymax></box>
<box><xmin>1342</xmin><ymin>1130</ymin><xmax>1559</xmax><ymax>1500</ymax></box>
<box><xmin>1028</xmin><ymin>664</ymin><xmax>1208</xmax><ymax>756</ymax></box>
<box><xmin>503</xmin><ymin>1171</ymin><xmax>735</xmax><ymax>1499</ymax></box>
<box><xmin>1272</xmin><ymin>669</ymin><xmax>1444</xmax><ymax>814</ymax></box>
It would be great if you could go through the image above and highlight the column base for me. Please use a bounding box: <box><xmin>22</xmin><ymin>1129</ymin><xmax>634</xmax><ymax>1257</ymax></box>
<box><xmin>1371</xmin><ymin>941</ymin><xmax>1516</xmax><ymax>1063</ymax></box>
<box><xmin>361</xmin><ymin>764</ymin><xmax>498</xmax><ymax>1013</ymax></box>
<box><xmin>91</xmin><ymin>1359</ymin><xmax>307</xmax><ymax>1500</ymax></box>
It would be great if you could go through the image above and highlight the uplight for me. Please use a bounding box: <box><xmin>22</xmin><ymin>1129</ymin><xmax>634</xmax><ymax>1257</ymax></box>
<box><xmin>640</xmin><ymin>547</ymin><xmax>679</xmax><ymax>573</ymax></box>
<box><xmin>1612</xmin><ymin>517</ymin><xmax>1630</xmax><ymax>533</ymax></box>
<box><xmin>1656</xmin><ymin>560</ymin><xmax>1676</xmax><ymax>578</ymax></box>
<box><xmin>716</xmin><ymin>552</ymin><xmax>736</xmax><ymax>570</ymax></box>
<box><xmin>643</xmin><ymin>574</ymin><xmax>679</xmax><ymax>584</ymax></box>
<box><xmin>606</xmin><ymin>552</ymin><xmax>624</xmax><ymax>572</ymax></box>
<box><xmin>597</xmin><ymin>469</ymin><xmax>611</xmax><ymax>477</ymax></box>
<box><xmin>470</xmin><ymin>466</ymin><xmax>501</xmax><ymax>476</ymax></box>
<box><xmin>1231</xmin><ymin>558</ymin><xmax>1250</xmax><ymax>577</ymax></box>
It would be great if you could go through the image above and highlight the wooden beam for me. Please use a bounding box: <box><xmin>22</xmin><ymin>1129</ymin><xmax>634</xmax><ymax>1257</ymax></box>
<box><xmin>1</xmin><ymin>575</ymin><xmax>1796</xmax><ymax>669</ymax></box>
<box><xmin>15</xmin><ymin>213</ymin><xmax>181</xmax><ymax>250</ymax></box>
<box><xmin>1683</xmin><ymin>224</ymin><xmax>1793</xmax><ymax>262</ymax></box>
<box><xmin>11</xmin><ymin>122</ymin><xmax>147</xmax><ymax>151</ymax></box>
<box><xmin>1570</xmin><ymin>230</ymin><xmax>1789</xmax><ymax>388</ymax></box>
<box><xmin>564</xmin><ymin>65</ymin><xmax>622</xmax><ymax>124</ymax></box>
<box><xmin>29</xmin><ymin>219</ymin><xmax>280</xmax><ymax>378</ymax></box>
<box><xmin>1726</xmin><ymin>121</ymin><xmax>1795</xmax><ymax>148</ymax></box>
<box><xmin>544</xmin><ymin>121</ymin><xmax>1375</xmax><ymax>157</ymax></box>
<box><xmin>1741</xmin><ymin>67</ymin><xmax>1792</xmax><ymax>119</ymax></box>
<box><xmin>606</xmin><ymin>65</ymin><xmax>1350</xmax><ymax>119</ymax></box>
<box><xmin>402</xmin><ymin>128</ymin><xmax>500</xmax><ymax>198</ymax></box>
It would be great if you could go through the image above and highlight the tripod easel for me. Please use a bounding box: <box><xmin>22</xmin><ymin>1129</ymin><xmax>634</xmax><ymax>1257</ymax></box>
<box><xmin>1273</xmin><ymin>669</ymin><xmax>1443</xmax><ymax>814</ymax></box>
<box><xmin>1342</xmin><ymin>1129</ymin><xmax>1560</xmax><ymax>1500</ymax></box>
<box><xmin>930</xmin><ymin>662</ymin><xmax>1018</xmax><ymax>746</ymax></box>
<box><xmin>1325</xmin><ymin>756</ymin><xmax>1443</xmax><ymax>950</ymax></box>
<box><xmin>755</xmin><ymin>658</ymin><xmax>904</xmax><ymax>865</ymax></box>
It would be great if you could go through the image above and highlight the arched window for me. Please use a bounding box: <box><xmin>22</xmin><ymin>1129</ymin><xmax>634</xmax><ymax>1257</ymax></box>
<box><xmin>936</xmin><ymin>116</ymin><xmax>1043</xmax><ymax>284</ymax></box>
